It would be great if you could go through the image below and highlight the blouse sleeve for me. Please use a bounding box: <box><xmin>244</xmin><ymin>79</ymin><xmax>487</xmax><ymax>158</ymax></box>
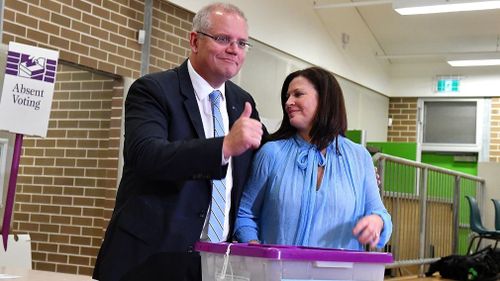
<box><xmin>361</xmin><ymin>148</ymin><xmax>393</xmax><ymax>248</ymax></box>
<box><xmin>234</xmin><ymin>144</ymin><xmax>275</xmax><ymax>242</ymax></box>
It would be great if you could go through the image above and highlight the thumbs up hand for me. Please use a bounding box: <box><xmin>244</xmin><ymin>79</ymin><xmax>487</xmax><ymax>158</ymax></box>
<box><xmin>223</xmin><ymin>102</ymin><xmax>263</xmax><ymax>158</ymax></box>
<box><xmin>240</xmin><ymin>101</ymin><xmax>253</xmax><ymax>118</ymax></box>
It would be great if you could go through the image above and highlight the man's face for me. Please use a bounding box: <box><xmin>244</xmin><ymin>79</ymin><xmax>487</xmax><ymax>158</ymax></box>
<box><xmin>190</xmin><ymin>11</ymin><xmax>248</xmax><ymax>88</ymax></box>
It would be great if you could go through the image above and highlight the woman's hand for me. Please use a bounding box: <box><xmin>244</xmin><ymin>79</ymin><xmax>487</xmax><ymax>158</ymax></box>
<box><xmin>352</xmin><ymin>214</ymin><xmax>383</xmax><ymax>249</ymax></box>
<box><xmin>248</xmin><ymin>240</ymin><xmax>260</xmax><ymax>244</ymax></box>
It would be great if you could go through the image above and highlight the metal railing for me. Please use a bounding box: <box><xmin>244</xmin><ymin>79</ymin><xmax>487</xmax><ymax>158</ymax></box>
<box><xmin>372</xmin><ymin>153</ymin><xmax>485</xmax><ymax>276</ymax></box>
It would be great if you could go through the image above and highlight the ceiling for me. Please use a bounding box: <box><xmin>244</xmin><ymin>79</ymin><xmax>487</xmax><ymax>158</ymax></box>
<box><xmin>313</xmin><ymin>0</ymin><xmax>500</xmax><ymax>66</ymax></box>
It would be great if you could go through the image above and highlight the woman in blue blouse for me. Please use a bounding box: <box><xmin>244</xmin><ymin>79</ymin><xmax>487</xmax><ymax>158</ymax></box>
<box><xmin>234</xmin><ymin>67</ymin><xmax>392</xmax><ymax>250</ymax></box>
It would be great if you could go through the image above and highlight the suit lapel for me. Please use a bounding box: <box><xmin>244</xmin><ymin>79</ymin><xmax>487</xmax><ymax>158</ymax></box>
<box><xmin>225</xmin><ymin>82</ymin><xmax>242</xmax><ymax>127</ymax></box>
<box><xmin>178</xmin><ymin>60</ymin><xmax>205</xmax><ymax>139</ymax></box>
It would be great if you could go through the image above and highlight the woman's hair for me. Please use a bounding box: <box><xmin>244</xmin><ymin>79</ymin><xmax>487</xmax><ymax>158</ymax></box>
<box><xmin>269</xmin><ymin>66</ymin><xmax>347</xmax><ymax>150</ymax></box>
<box><xmin>192</xmin><ymin>2</ymin><xmax>248</xmax><ymax>32</ymax></box>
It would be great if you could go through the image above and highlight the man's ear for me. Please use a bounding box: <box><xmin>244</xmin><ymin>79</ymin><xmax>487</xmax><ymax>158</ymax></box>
<box><xmin>190</xmin><ymin>32</ymin><xmax>199</xmax><ymax>53</ymax></box>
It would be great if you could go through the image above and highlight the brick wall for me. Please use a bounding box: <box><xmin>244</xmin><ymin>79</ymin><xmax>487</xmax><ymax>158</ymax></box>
<box><xmin>3</xmin><ymin>0</ymin><xmax>144</xmax><ymax>79</ymax></box>
<box><xmin>149</xmin><ymin>0</ymin><xmax>193</xmax><ymax>72</ymax></box>
<box><xmin>491</xmin><ymin>98</ymin><xmax>500</xmax><ymax>162</ymax></box>
<box><xmin>14</xmin><ymin>63</ymin><xmax>121</xmax><ymax>275</ymax></box>
<box><xmin>387</xmin><ymin>98</ymin><xmax>418</xmax><ymax>142</ymax></box>
<box><xmin>2</xmin><ymin>0</ymin><xmax>201</xmax><ymax>77</ymax></box>
<box><xmin>3</xmin><ymin>0</ymin><xmax>195</xmax><ymax>275</ymax></box>
<box><xmin>388</xmin><ymin>97</ymin><xmax>500</xmax><ymax>163</ymax></box>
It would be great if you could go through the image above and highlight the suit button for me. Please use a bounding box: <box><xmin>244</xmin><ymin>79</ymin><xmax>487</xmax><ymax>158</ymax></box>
<box><xmin>199</xmin><ymin>211</ymin><xmax>206</xmax><ymax>218</ymax></box>
<box><xmin>187</xmin><ymin>245</ymin><xmax>193</xmax><ymax>253</ymax></box>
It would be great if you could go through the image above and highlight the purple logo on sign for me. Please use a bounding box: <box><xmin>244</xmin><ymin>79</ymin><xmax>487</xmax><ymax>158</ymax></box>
<box><xmin>5</xmin><ymin>51</ymin><xmax>57</xmax><ymax>83</ymax></box>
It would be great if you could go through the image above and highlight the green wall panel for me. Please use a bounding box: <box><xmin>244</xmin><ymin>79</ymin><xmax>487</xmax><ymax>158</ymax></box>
<box><xmin>345</xmin><ymin>130</ymin><xmax>363</xmax><ymax>144</ymax></box>
<box><xmin>368</xmin><ymin>142</ymin><xmax>417</xmax><ymax>194</ymax></box>
<box><xmin>421</xmin><ymin>152</ymin><xmax>477</xmax><ymax>176</ymax></box>
<box><xmin>367</xmin><ymin>142</ymin><xmax>417</xmax><ymax>160</ymax></box>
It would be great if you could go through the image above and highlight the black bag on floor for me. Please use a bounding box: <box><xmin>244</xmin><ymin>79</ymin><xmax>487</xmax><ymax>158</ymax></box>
<box><xmin>425</xmin><ymin>245</ymin><xmax>500</xmax><ymax>281</ymax></box>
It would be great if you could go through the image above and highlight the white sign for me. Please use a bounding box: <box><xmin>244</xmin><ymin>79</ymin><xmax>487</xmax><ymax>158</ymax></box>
<box><xmin>0</xmin><ymin>42</ymin><xmax>59</xmax><ymax>137</ymax></box>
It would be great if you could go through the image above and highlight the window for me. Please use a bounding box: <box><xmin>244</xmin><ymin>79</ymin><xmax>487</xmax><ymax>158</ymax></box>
<box><xmin>418</xmin><ymin>98</ymin><xmax>487</xmax><ymax>154</ymax></box>
<box><xmin>423</xmin><ymin>101</ymin><xmax>476</xmax><ymax>144</ymax></box>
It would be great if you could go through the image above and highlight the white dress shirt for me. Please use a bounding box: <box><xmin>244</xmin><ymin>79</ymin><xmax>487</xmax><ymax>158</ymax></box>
<box><xmin>187</xmin><ymin>60</ymin><xmax>233</xmax><ymax>241</ymax></box>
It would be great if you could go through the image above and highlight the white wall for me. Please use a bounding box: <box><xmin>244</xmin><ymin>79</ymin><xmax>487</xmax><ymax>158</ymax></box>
<box><xmin>478</xmin><ymin>162</ymin><xmax>500</xmax><ymax>231</ymax></box>
<box><xmin>168</xmin><ymin>0</ymin><xmax>391</xmax><ymax>95</ymax></box>
<box><xmin>391</xmin><ymin>62</ymin><xmax>500</xmax><ymax>97</ymax></box>
<box><xmin>339</xmin><ymin>80</ymin><xmax>389</xmax><ymax>141</ymax></box>
<box><xmin>169</xmin><ymin>0</ymin><xmax>500</xmax><ymax>100</ymax></box>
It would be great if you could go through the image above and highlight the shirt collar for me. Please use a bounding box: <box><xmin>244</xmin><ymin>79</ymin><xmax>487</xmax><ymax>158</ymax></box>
<box><xmin>187</xmin><ymin>59</ymin><xmax>226</xmax><ymax>102</ymax></box>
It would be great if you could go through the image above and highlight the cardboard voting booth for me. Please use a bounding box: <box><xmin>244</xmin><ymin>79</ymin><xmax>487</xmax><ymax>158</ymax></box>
<box><xmin>0</xmin><ymin>234</ymin><xmax>32</xmax><ymax>268</ymax></box>
<box><xmin>195</xmin><ymin>242</ymin><xmax>393</xmax><ymax>281</ymax></box>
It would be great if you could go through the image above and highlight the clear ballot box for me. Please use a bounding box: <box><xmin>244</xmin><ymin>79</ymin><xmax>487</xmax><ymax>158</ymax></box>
<box><xmin>195</xmin><ymin>242</ymin><xmax>393</xmax><ymax>281</ymax></box>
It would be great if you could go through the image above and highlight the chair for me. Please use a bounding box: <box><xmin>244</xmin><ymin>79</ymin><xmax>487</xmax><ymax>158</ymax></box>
<box><xmin>465</xmin><ymin>195</ymin><xmax>500</xmax><ymax>254</ymax></box>
<box><xmin>491</xmin><ymin>198</ymin><xmax>500</xmax><ymax>231</ymax></box>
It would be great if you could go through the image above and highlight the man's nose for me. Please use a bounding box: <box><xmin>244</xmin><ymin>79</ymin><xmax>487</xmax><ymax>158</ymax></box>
<box><xmin>226</xmin><ymin>42</ymin><xmax>240</xmax><ymax>53</ymax></box>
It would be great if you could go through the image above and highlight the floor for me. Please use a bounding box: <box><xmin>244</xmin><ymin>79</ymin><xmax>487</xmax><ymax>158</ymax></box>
<box><xmin>386</xmin><ymin>276</ymin><xmax>449</xmax><ymax>281</ymax></box>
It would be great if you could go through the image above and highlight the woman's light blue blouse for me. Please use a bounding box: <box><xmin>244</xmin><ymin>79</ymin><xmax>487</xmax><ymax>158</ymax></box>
<box><xmin>234</xmin><ymin>135</ymin><xmax>392</xmax><ymax>250</ymax></box>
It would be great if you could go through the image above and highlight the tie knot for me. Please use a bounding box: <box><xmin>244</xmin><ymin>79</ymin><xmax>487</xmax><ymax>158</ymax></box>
<box><xmin>209</xmin><ymin>90</ymin><xmax>221</xmax><ymax>106</ymax></box>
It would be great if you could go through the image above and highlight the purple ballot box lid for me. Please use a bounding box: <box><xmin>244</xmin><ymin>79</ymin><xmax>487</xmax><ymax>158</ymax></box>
<box><xmin>194</xmin><ymin>242</ymin><xmax>393</xmax><ymax>263</ymax></box>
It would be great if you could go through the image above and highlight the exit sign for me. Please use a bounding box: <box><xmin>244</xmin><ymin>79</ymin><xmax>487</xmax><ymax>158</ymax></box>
<box><xmin>436</xmin><ymin>78</ymin><xmax>460</xmax><ymax>93</ymax></box>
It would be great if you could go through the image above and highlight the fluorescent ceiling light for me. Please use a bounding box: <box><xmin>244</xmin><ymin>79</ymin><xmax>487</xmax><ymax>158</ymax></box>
<box><xmin>448</xmin><ymin>59</ymin><xmax>500</xmax><ymax>67</ymax></box>
<box><xmin>394</xmin><ymin>0</ymin><xmax>500</xmax><ymax>15</ymax></box>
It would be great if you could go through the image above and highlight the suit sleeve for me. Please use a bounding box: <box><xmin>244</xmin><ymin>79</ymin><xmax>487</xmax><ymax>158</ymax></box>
<box><xmin>123</xmin><ymin>74</ymin><xmax>227</xmax><ymax>182</ymax></box>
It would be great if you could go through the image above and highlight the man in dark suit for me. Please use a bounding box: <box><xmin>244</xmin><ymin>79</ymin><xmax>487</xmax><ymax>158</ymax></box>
<box><xmin>93</xmin><ymin>3</ymin><xmax>264</xmax><ymax>281</ymax></box>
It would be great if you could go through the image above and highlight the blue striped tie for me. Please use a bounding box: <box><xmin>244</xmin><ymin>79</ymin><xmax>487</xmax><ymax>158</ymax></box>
<box><xmin>208</xmin><ymin>90</ymin><xmax>226</xmax><ymax>242</ymax></box>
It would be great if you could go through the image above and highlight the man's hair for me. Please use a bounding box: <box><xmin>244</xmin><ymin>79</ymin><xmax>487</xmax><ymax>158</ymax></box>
<box><xmin>192</xmin><ymin>2</ymin><xmax>248</xmax><ymax>32</ymax></box>
<box><xmin>270</xmin><ymin>66</ymin><xmax>347</xmax><ymax>151</ymax></box>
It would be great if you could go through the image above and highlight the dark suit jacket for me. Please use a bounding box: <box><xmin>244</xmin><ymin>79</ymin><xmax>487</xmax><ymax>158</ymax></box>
<box><xmin>93</xmin><ymin>60</ymin><xmax>263</xmax><ymax>281</ymax></box>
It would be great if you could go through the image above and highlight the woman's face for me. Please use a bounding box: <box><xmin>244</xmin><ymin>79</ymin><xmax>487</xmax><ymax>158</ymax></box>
<box><xmin>285</xmin><ymin>76</ymin><xmax>319</xmax><ymax>140</ymax></box>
